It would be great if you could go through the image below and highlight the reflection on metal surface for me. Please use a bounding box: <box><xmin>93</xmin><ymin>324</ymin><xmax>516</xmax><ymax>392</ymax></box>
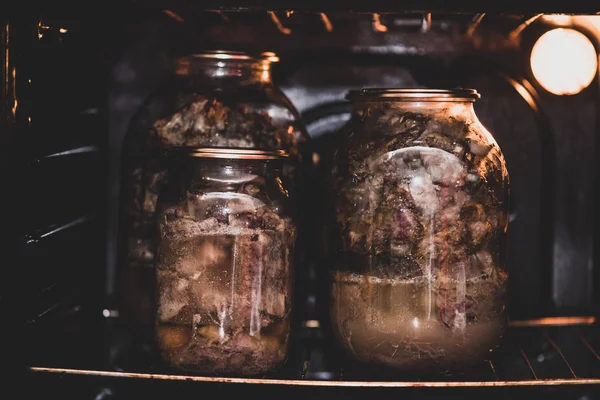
<box><xmin>26</xmin><ymin>302</ymin><xmax>61</xmax><ymax>324</ymax></box>
<box><xmin>268</xmin><ymin>11</ymin><xmax>292</xmax><ymax>35</ymax></box>
<box><xmin>177</xmin><ymin>50</ymin><xmax>276</xmax><ymax>62</ymax></box>
<box><xmin>3</xmin><ymin>24</ymin><xmax>7</xmax><ymax>111</ymax></box>
<box><xmin>352</xmin><ymin>88</ymin><xmax>480</xmax><ymax>101</ymax></box>
<box><xmin>508</xmin><ymin>14</ymin><xmax>543</xmax><ymax>40</ymax></box>
<box><xmin>36</xmin><ymin>145</ymin><xmax>99</xmax><ymax>162</ymax></box>
<box><xmin>519</xmin><ymin>345</ymin><xmax>539</xmax><ymax>380</ymax></box>
<box><xmin>102</xmin><ymin>309</ymin><xmax>119</xmax><ymax>318</ymax></box>
<box><xmin>26</xmin><ymin>293</ymin><xmax>81</xmax><ymax>324</ymax></box>
<box><xmin>215</xmin><ymin>10</ymin><xmax>230</xmax><ymax>22</ymax></box>
<box><xmin>543</xmin><ymin>330</ymin><xmax>578</xmax><ymax>378</ymax></box>
<box><xmin>320</xmin><ymin>13</ymin><xmax>333</xmax><ymax>32</ymax></box>
<box><xmin>465</xmin><ymin>13</ymin><xmax>486</xmax><ymax>39</ymax></box>
<box><xmin>187</xmin><ymin>147</ymin><xmax>287</xmax><ymax>160</ymax></box>
<box><xmin>372</xmin><ymin>13</ymin><xmax>388</xmax><ymax>33</ymax></box>
<box><xmin>24</xmin><ymin>214</ymin><xmax>96</xmax><ymax>244</ymax></box>
<box><xmin>509</xmin><ymin>316</ymin><xmax>596</xmax><ymax>327</ymax></box>
<box><xmin>28</xmin><ymin>367</ymin><xmax>600</xmax><ymax>387</ymax></box>
<box><xmin>580</xmin><ymin>335</ymin><xmax>600</xmax><ymax>361</ymax></box>
<box><xmin>11</xmin><ymin>66</ymin><xmax>16</xmax><ymax>118</ymax></box>
<box><xmin>542</xmin><ymin>14</ymin><xmax>572</xmax><ymax>25</ymax></box>
<box><xmin>487</xmin><ymin>360</ymin><xmax>499</xmax><ymax>380</ymax></box>
<box><xmin>421</xmin><ymin>13</ymin><xmax>432</xmax><ymax>33</ymax></box>
<box><xmin>163</xmin><ymin>10</ymin><xmax>185</xmax><ymax>23</ymax></box>
<box><xmin>502</xmin><ymin>75</ymin><xmax>539</xmax><ymax>112</ymax></box>
<box><xmin>3</xmin><ymin>22</ymin><xmax>14</xmax><ymax>125</ymax></box>
<box><xmin>37</xmin><ymin>20</ymin><xmax>52</xmax><ymax>40</ymax></box>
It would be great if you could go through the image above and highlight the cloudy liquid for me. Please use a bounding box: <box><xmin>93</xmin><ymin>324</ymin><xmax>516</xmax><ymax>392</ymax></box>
<box><xmin>331</xmin><ymin>272</ymin><xmax>506</xmax><ymax>372</ymax></box>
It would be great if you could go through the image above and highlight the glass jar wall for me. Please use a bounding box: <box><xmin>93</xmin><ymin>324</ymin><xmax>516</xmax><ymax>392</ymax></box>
<box><xmin>117</xmin><ymin>50</ymin><xmax>308</xmax><ymax>337</ymax></box>
<box><xmin>331</xmin><ymin>89</ymin><xmax>510</xmax><ymax>374</ymax></box>
<box><xmin>155</xmin><ymin>148</ymin><xmax>295</xmax><ymax>376</ymax></box>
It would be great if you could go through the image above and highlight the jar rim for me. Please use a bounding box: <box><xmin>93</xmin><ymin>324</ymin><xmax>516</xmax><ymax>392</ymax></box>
<box><xmin>348</xmin><ymin>88</ymin><xmax>481</xmax><ymax>102</ymax></box>
<box><xmin>177</xmin><ymin>50</ymin><xmax>279</xmax><ymax>63</ymax></box>
<box><xmin>184</xmin><ymin>147</ymin><xmax>288</xmax><ymax>160</ymax></box>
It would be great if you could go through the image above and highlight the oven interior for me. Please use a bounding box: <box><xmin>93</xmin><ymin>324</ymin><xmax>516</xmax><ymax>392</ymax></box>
<box><xmin>1</xmin><ymin>6</ymin><xmax>599</xmax><ymax>399</ymax></box>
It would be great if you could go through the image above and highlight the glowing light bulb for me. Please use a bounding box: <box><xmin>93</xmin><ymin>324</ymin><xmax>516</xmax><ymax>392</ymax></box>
<box><xmin>530</xmin><ymin>28</ymin><xmax>597</xmax><ymax>96</ymax></box>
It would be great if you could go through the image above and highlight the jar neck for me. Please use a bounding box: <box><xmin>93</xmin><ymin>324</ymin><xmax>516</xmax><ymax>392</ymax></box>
<box><xmin>186</xmin><ymin>157</ymin><xmax>281</xmax><ymax>192</ymax></box>
<box><xmin>175</xmin><ymin>57</ymin><xmax>273</xmax><ymax>85</ymax></box>
<box><xmin>355</xmin><ymin>100</ymin><xmax>478</xmax><ymax>120</ymax></box>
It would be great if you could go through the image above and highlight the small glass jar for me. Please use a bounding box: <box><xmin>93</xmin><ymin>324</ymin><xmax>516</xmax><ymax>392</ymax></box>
<box><xmin>331</xmin><ymin>89</ymin><xmax>510</xmax><ymax>374</ymax></box>
<box><xmin>154</xmin><ymin>148</ymin><xmax>295</xmax><ymax>376</ymax></box>
<box><xmin>117</xmin><ymin>50</ymin><xmax>308</xmax><ymax>336</ymax></box>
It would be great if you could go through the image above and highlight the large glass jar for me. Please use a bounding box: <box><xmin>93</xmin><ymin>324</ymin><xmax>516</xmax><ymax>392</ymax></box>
<box><xmin>117</xmin><ymin>50</ymin><xmax>308</xmax><ymax>338</ymax></box>
<box><xmin>155</xmin><ymin>148</ymin><xmax>295</xmax><ymax>376</ymax></box>
<box><xmin>331</xmin><ymin>89</ymin><xmax>510</xmax><ymax>374</ymax></box>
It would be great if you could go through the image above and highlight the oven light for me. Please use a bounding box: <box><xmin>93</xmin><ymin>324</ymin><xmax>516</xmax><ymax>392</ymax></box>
<box><xmin>530</xmin><ymin>28</ymin><xmax>597</xmax><ymax>95</ymax></box>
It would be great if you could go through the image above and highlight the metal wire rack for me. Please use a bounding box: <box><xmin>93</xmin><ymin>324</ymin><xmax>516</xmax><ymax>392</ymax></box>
<box><xmin>28</xmin><ymin>317</ymin><xmax>600</xmax><ymax>388</ymax></box>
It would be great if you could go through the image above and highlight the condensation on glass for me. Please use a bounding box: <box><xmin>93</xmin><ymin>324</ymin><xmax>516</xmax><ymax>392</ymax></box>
<box><xmin>117</xmin><ymin>50</ymin><xmax>307</xmax><ymax>336</ymax></box>
<box><xmin>154</xmin><ymin>148</ymin><xmax>295</xmax><ymax>376</ymax></box>
<box><xmin>331</xmin><ymin>89</ymin><xmax>510</xmax><ymax>373</ymax></box>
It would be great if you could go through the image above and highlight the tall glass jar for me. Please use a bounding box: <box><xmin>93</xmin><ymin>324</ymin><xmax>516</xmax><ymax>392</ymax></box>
<box><xmin>331</xmin><ymin>89</ymin><xmax>510</xmax><ymax>374</ymax></box>
<box><xmin>155</xmin><ymin>148</ymin><xmax>295</xmax><ymax>376</ymax></box>
<box><xmin>117</xmin><ymin>51</ymin><xmax>308</xmax><ymax>339</ymax></box>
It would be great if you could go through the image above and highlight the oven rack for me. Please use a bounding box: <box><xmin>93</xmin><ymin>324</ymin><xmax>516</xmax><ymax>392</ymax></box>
<box><xmin>27</xmin><ymin>317</ymin><xmax>600</xmax><ymax>391</ymax></box>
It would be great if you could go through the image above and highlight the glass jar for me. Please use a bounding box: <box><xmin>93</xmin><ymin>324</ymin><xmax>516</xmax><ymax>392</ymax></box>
<box><xmin>154</xmin><ymin>148</ymin><xmax>295</xmax><ymax>376</ymax></box>
<box><xmin>331</xmin><ymin>89</ymin><xmax>510</xmax><ymax>374</ymax></box>
<box><xmin>117</xmin><ymin>50</ymin><xmax>308</xmax><ymax>337</ymax></box>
